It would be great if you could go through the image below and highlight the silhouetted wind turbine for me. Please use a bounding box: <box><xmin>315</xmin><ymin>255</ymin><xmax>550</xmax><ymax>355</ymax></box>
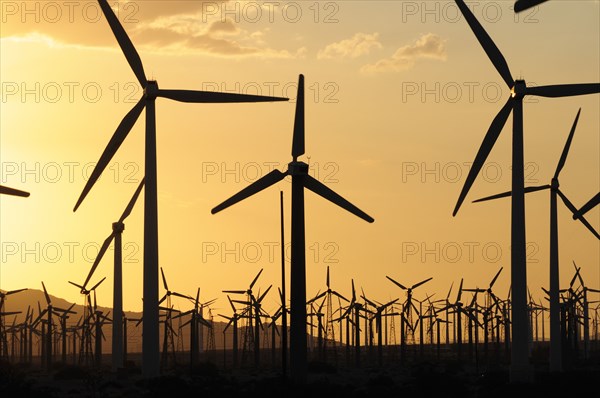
<box><xmin>573</xmin><ymin>193</ymin><xmax>600</xmax><ymax>220</ymax></box>
<box><xmin>514</xmin><ymin>0</ymin><xmax>549</xmax><ymax>12</ymax></box>
<box><xmin>386</xmin><ymin>276</ymin><xmax>432</xmax><ymax>336</ymax></box>
<box><xmin>474</xmin><ymin>109</ymin><xmax>599</xmax><ymax>372</ymax></box>
<box><xmin>0</xmin><ymin>185</ymin><xmax>29</xmax><ymax>197</ymax></box>
<box><xmin>72</xmin><ymin>1</ymin><xmax>287</xmax><ymax>377</ymax></box>
<box><xmin>453</xmin><ymin>0</ymin><xmax>599</xmax><ymax>382</ymax></box>
<box><xmin>78</xmin><ymin>178</ymin><xmax>144</xmax><ymax>371</ymax></box>
<box><xmin>212</xmin><ymin>74</ymin><xmax>373</xmax><ymax>382</ymax></box>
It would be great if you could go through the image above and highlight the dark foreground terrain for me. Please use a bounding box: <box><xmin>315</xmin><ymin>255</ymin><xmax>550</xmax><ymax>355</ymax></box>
<box><xmin>2</xmin><ymin>357</ymin><xmax>600</xmax><ymax>398</ymax></box>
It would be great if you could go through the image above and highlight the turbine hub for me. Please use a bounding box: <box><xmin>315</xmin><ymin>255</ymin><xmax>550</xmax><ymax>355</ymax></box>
<box><xmin>144</xmin><ymin>80</ymin><xmax>159</xmax><ymax>99</ymax></box>
<box><xmin>288</xmin><ymin>161</ymin><xmax>309</xmax><ymax>176</ymax></box>
<box><xmin>551</xmin><ymin>178</ymin><xmax>559</xmax><ymax>190</ymax></box>
<box><xmin>112</xmin><ymin>222</ymin><xmax>125</xmax><ymax>232</ymax></box>
<box><xmin>511</xmin><ymin>80</ymin><xmax>527</xmax><ymax>98</ymax></box>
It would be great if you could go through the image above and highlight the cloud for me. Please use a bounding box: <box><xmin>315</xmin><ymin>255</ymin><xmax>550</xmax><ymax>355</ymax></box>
<box><xmin>0</xmin><ymin>1</ymin><xmax>303</xmax><ymax>59</ymax></box>
<box><xmin>317</xmin><ymin>32</ymin><xmax>382</xmax><ymax>59</ymax></box>
<box><xmin>361</xmin><ymin>33</ymin><xmax>447</xmax><ymax>73</ymax></box>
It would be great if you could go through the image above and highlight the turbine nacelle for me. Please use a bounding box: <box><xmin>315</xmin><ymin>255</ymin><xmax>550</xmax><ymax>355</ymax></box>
<box><xmin>144</xmin><ymin>80</ymin><xmax>160</xmax><ymax>99</ymax></box>
<box><xmin>288</xmin><ymin>161</ymin><xmax>309</xmax><ymax>176</ymax></box>
<box><xmin>551</xmin><ymin>177</ymin><xmax>559</xmax><ymax>191</ymax></box>
<box><xmin>112</xmin><ymin>221</ymin><xmax>125</xmax><ymax>233</ymax></box>
<box><xmin>511</xmin><ymin>80</ymin><xmax>527</xmax><ymax>98</ymax></box>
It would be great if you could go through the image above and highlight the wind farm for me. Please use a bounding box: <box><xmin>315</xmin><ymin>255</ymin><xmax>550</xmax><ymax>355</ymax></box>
<box><xmin>0</xmin><ymin>0</ymin><xmax>598</xmax><ymax>396</ymax></box>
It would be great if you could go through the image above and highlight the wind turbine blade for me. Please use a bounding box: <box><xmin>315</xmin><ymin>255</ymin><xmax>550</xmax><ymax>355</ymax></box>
<box><xmin>361</xmin><ymin>295</ymin><xmax>377</xmax><ymax>308</ymax></box>
<box><xmin>457</xmin><ymin>279</ymin><xmax>464</xmax><ymax>302</ymax></box>
<box><xmin>160</xmin><ymin>267</ymin><xmax>169</xmax><ymax>292</ymax></box>
<box><xmin>573</xmin><ymin>261</ymin><xmax>584</xmax><ymax>287</ymax></box>
<box><xmin>212</xmin><ymin>169</ymin><xmax>288</xmax><ymax>214</ymax></box>
<box><xmin>490</xmin><ymin>267</ymin><xmax>503</xmax><ymax>288</ymax></box>
<box><xmin>227</xmin><ymin>295</ymin><xmax>236</xmax><ymax>313</ymax></box>
<box><xmin>6</xmin><ymin>288</ymin><xmax>27</xmax><ymax>295</ymax></box>
<box><xmin>302</xmin><ymin>174</ymin><xmax>374</xmax><ymax>223</ymax></box>
<box><xmin>554</xmin><ymin>108</ymin><xmax>581</xmax><ymax>179</ymax></box>
<box><xmin>472</xmin><ymin>185</ymin><xmax>550</xmax><ymax>203</ymax></box>
<box><xmin>41</xmin><ymin>282</ymin><xmax>51</xmax><ymax>305</ymax></box>
<box><xmin>386</xmin><ymin>276</ymin><xmax>407</xmax><ymax>290</ymax></box>
<box><xmin>412</xmin><ymin>277</ymin><xmax>433</xmax><ymax>290</ymax></box>
<box><xmin>73</xmin><ymin>98</ymin><xmax>145</xmax><ymax>211</ymax></box>
<box><xmin>453</xmin><ymin>97</ymin><xmax>513</xmax><ymax>216</ymax></box>
<box><xmin>118</xmin><ymin>177</ymin><xmax>145</xmax><ymax>222</ymax></box>
<box><xmin>446</xmin><ymin>282</ymin><xmax>454</xmax><ymax>301</ymax></box>
<box><xmin>223</xmin><ymin>290</ymin><xmax>246</xmax><ymax>294</ymax></box>
<box><xmin>326</xmin><ymin>265</ymin><xmax>330</xmax><ymax>289</ymax></box>
<box><xmin>573</xmin><ymin>193</ymin><xmax>600</xmax><ymax>220</ymax></box>
<box><xmin>158</xmin><ymin>89</ymin><xmax>288</xmax><ymax>103</ymax></box>
<box><xmin>569</xmin><ymin>265</ymin><xmax>580</xmax><ymax>289</ymax></box>
<box><xmin>332</xmin><ymin>291</ymin><xmax>349</xmax><ymax>302</ymax></box>
<box><xmin>89</xmin><ymin>277</ymin><xmax>107</xmax><ymax>292</ymax></box>
<box><xmin>172</xmin><ymin>292</ymin><xmax>192</xmax><ymax>300</ymax></box>
<box><xmin>98</xmin><ymin>0</ymin><xmax>147</xmax><ymax>87</ymax></box>
<box><xmin>383</xmin><ymin>298</ymin><xmax>399</xmax><ymax>309</ymax></box>
<box><xmin>258</xmin><ymin>285</ymin><xmax>272</xmax><ymax>303</ymax></box>
<box><xmin>514</xmin><ymin>0</ymin><xmax>550</xmax><ymax>12</ymax></box>
<box><xmin>0</xmin><ymin>185</ymin><xmax>30</xmax><ymax>197</ymax></box>
<box><xmin>250</xmin><ymin>268</ymin><xmax>264</xmax><ymax>290</ymax></box>
<box><xmin>558</xmin><ymin>190</ymin><xmax>600</xmax><ymax>240</ymax></box>
<box><xmin>308</xmin><ymin>291</ymin><xmax>326</xmax><ymax>305</ymax></box>
<box><xmin>455</xmin><ymin>0</ymin><xmax>514</xmax><ymax>88</ymax></box>
<box><xmin>68</xmin><ymin>281</ymin><xmax>84</xmax><ymax>291</ymax></box>
<box><xmin>526</xmin><ymin>84</ymin><xmax>600</xmax><ymax>98</ymax></box>
<box><xmin>351</xmin><ymin>279</ymin><xmax>356</xmax><ymax>302</ymax></box>
<box><xmin>83</xmin><ymin>233</ymin><xmax>115</xmax><ymax>289</ymax></box>
<box><xmin>292</xmin><ymin>74</ymin><xmax>305</xmax><ymax>158</ymax></box>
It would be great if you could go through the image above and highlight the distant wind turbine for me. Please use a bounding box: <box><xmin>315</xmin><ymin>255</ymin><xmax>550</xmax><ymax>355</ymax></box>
<box><xmin>212</xmin><ymin>74</ymin><xmax>373</xmax><ymax>382</ymax></box>
<box><xmin>452</xmin><ymin>0</ymin><xmax>599</xmax><ymax>382</ymax></box>
<box><xmin>79</xmin><ymin>178</ymin><xmax>144</xmax><ymax>371</ymax></box>
<box><xmin>73</xmin><ymin>0</ymin><xmax>288</xmax><ymax>377</ymax></box>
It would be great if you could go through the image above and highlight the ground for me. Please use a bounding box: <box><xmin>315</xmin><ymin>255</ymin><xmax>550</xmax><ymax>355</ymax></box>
<box><xmin>2</xmin><ymin>357</ymin><xmax>600</xmax><ymax>398</ymax></box>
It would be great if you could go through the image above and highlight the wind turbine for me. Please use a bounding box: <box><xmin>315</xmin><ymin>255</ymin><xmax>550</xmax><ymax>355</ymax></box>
<box><xmin>78</xmin><ymin>178</ymin><xmax>144</xmax><ymax>371</ymax></box>
<box><xmin>514</xmin><ymin>0</ymin><xmax>550</xmax><ymax>12</ymax></box>
<box><xmin>473</xmin><ymin>109</ymin><xmax>599</xmax><ymax>372</ymax></box>
<box><xmin>212</xmin><ymin>74</ymin><xmax>373</xmax><ymax>382</ymax></box>
<box><xmin>0</xmin><ymin>289</ymin><xmax>24</xmax><ymax>361</ymax></box>
<box><xmin>386</xmin><ymin>276</ymin><xmax>432</xmax><ymax>339</ymax></box>
<box><xmin>72</xmin><ymin>0</ymin><xmax>287</xmax><ymax>378</ymax></box>
<box><xmin>573</xmin><ymin>193</ymin><xmax>600</xmax><ymax>220</ymax></box>
<box><xmin>0</xmin><ymin>185</ymin><xmax>29</xmax><ymax>197</ymax></box>
<box><xmin>452</xmin><ymin>0</ymin><xmax>599</xmax><ymax>382</ymax></box>
<box><xmin>307</xmin><ymin>266</ymin><xmax>349</xmax><ymax>357</ymax></box>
